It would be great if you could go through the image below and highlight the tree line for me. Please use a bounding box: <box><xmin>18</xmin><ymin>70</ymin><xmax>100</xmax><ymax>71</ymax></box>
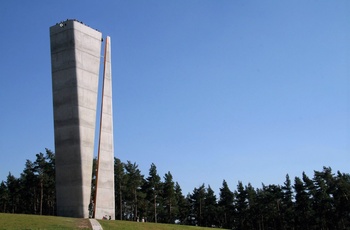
<box><xmin>0</xmin><ymin>149</ymin><xmax>350</xmax><ymax>229</ymax></box>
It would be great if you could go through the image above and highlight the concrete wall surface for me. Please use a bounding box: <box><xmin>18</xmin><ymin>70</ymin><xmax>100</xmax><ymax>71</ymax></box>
<box><xmin>95</xmin><ymin>36</ymin><xmax>116</xmax><ymax>220</ymax></box>
<box><xmin>50</xmin><ymin>20</ymin><xmax>102</xmax><ymax>218</ymax></box>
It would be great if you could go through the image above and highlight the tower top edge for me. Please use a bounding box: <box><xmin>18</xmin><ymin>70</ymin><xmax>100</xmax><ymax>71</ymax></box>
<box><xmin>50</xmin><ymin>19</ymin><xmax>101</xmax><ymax>33</ymax></box>
<box><xmin>50</xmin><ymin>19</ymin><xmax>105</xmax><ymax>39</ymax></box>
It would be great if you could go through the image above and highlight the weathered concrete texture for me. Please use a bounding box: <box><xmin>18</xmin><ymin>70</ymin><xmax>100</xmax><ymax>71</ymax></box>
<box><xmin>50</xmin><ymin>20</ymin><xmax>102</xmax><ymax>218</ymax></box>
<box><xmin>95</xmin><ymin>36</ymin><xmax>116</xmax><ymax>220</ymax></box>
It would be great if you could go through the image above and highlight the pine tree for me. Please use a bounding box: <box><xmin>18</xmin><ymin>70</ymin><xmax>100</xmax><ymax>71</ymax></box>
<box><xmin>124</xmin><ymin>161</ymin><xmax>144</xmax><ymax>220</ymax></box>
<box><xmin>253</xmin><ymin>184</ymin><xmax>283</xmax><ymax>229</ymax></box>
<box><xmin>281</xmin><ymin>174</ymin><xmax>294</xmax><ymax>229</ymax></box>
<box><xmin>218</xmin><ymin>180</ymin><xmax>234</xmax><ymax>228</ymax></box>
<box><xmin>33</xmin><ymin>152</ymin><xmax>46</xmax><ymax>215</ymax></box>
<box><xmin>333</xmin><ymin>171</ymin><xmax>350</xmax><ymax>228</ymax></box>
<box><xmin>204</xmin><ymin>185</ymin><xmax>218</xmax><ymax>227</ymax></box>
<box><xmin>0</xmin><ymin>181</ymin><xmax>8</xmax><ymax>212</ymax></box>
<box><xmin>114</xmin><ymin>158</ymin><xmax>125</xmax><ymax>220</ymax></box>
<box><xmin>190</xmin><ymin>184</ymin><xmax>206</xmax><ymax>226</ymax></box>
<box><xmin>302</xmin><ymin>172</ymin><xmax>316</xmax><ymax>229</ymax></box>
<box><xmin>143</xmin><ymin>163</ymin><xmax>161</xmax><ymax>222</ymax></box>
<box><xmin>162</xmin><ymin>171</ymin><xmax>176</xmax><ymax>223</ymax></box>
<box><xmin>294</xmin><ymin>175</ymin><xmax>312</xmax><ymax>229</ymax></box>
<box><xmin>19</xmin><ymin>160</ymin><xmax>38</xmax><ymax>214</ymax></box>
<box><xmin>6</xmin><ymin>173</ymin><xmax>20</xmax><ymax>213</ymax></box>
<box><xmin>174</xmin><ymin>182</ymin><xmax>189</xmax><ymax>224</ymax></box>
<box><xmin>235</xmin><ymin>181</ymin><xmax>248</xmax><ymax>229</ymax></box>
<box><xmin>43</xmin><ymin>149</ymin><xmax>55</xmax><ymax>215</ymax></box>
<box><xmin>245</xmin><ymin>183</ymin><xmax>258</xmax><ymax>229</ymax></box>
<box><xmin>313</xmin><ymin>167</ymin><xmax>335</xmax><ymax>229</ymax></box>
<box><xmin>32</xmin><ymin>149</ymin><xmax>55</xmax><ymax>215</ymax></box>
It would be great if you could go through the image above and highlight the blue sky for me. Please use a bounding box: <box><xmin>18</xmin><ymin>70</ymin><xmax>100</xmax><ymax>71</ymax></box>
<box><xmin>0</xmin><ymin>1</ymin><xmax>349</xmax><ymax>196</ymax></box>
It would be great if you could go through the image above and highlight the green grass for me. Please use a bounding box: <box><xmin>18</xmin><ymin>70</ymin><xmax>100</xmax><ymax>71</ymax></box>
<box><xmin>0</xmin><ymin>213</ymin><xmax>221</xmax><ymax>230</ymax></box>
<box><xmin>99</xmin><ymin>220</ymin><xmax>220</xmax><ymax>230</ymax></box>
<box><xmin>0</xmin><ymin>213</ymin><xmax>90</xmax><ymax>230</ymax></box>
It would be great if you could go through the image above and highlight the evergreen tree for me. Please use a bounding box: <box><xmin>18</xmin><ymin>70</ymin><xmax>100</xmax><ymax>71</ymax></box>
<box><xmin>313</xmin><ymin>167</ymin><xmax>335</xmax><ymax>229</ymax></box>
<box><xmin>333</xmin><ymin>171</ymin><xmax>350</xmax><ymax>229</ymax></box>
<box><xmin>33</xmin><ymin>152</ymin><xmax>46</xmax><ymax>215</ymax></box>
<box><xmin>19</xmin><ymin>160</ymin><xmax>38</xmax><ymax>214</ymax></box>
<box><xmin>235</xmin><ymin>181</ymin><xmax>248</xmax><ymax>229</ymax></box>
<box><xmin>294</xmin><ymin>176</ymin><xmax>312</xmax><ymax>229</ymax></box>
<box><xmin>43</xmin><ymin>149</ymin><xmax>55</xmax><ymax>215</ymax></box>
<box><xmin>302</xmin><ymin>172</ymin><xmax>316</xmax><ymax>229</ymax></box>
<box><xmin>245</xmin><ymin>183</ymin><xmax>258</xmax><ymax>229</ymax></box>
<box><xmin>0</xmin><ymin>181</ymin><xmax>8</xmax><ymax>212</ymax></box>
<box><xmin>114</xmin><ymin>158</ymin><xmax>125</xmax><ymax>220</ymax></box>
<box><xmin>174</xmin><ymin>182</ymin><xmax>190</xmax><ymax>224</ymax></box>
<box><xmin>204</xmin><ymin>185</ymin><xmax>218</xmax><ymax>227</ymax></box>
<box><xmin>281</xmin><ymin>174</ymin><xmax>294</xmax><ymax>229</ymax></box>
<box><xmin>258</xmin><ymin>184</ymin><xmax>283</xmax><ymax>229</ymax></box>
<box><xmin>6</xmin><ymin>173</ymin><xmax>20</xmax><ymax>213</ymax></box>
<box><xmin>143</xmin><ymin>163</ymin><xmax>161</xmax><ymax>222</ymax></box>
<box><xmin>162</xmin><ymin>171</ymin><xmax>176</xmax><ymax>223</ymax></box>
<box><xmin>32</xmin><ymin>149</ymin><xmax>55</xmax><ymax>215</ymax></box>
<box><xmin>218</xmin><ymin>180</ymin><xmax>234</xmax><ymax>228</ymax></box>
<box><xmin>124</xmin><ymin>161</ymin><xmax>144</xmax><ymax>220</ymax></box>
<box><xmin>3</xmin><ymin>147</ymin><xmax>350</xmax><ymax>230</ymax></box>
<box><xmin>190</xmin><ymin>184</ymin><xmax>206</xmax><ymax>226</ymax></box>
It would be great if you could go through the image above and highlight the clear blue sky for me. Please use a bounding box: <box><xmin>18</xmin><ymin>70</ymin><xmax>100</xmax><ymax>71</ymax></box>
<box><xmin>0</xmin><ymin>1</ymin><xmax>349</xmax><ymax>196</ymax></box>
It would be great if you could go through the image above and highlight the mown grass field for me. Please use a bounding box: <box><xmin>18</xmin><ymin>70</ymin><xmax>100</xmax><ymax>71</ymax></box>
<box><xmin>99</xmin><ymin>220</ymin><xmax>220</xmax><ymax>230</ymax></box>
<box><xmin>0</xmin><ymin>213</ymin><xmax>220</xmax><ymax>230</ymax></box>
<box><xmin>0</xmin><ymin>213</ymin><xmax>90</xmax><ymax>229</ymax></box>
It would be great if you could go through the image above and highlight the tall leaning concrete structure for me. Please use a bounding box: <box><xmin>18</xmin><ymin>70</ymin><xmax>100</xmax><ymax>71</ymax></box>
<box><xmin>50</xmin><ymin>19</ymin><xmax>115</xmax><ymax>218</ymax></box>
<box><xmin>94</xmin><ymin>36</ymin><xmax>115</xmax><ymax>220</ymax></box>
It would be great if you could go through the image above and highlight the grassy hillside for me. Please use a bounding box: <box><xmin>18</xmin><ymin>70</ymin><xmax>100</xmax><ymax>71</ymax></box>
<box><xmin>99</xmin><ymin>220</ymin><xmax>219</xmax><ymax>230</ymax></box>
<box><xmin>0</xmin><ymin>213</ymin><xmax>90</xmax><ymax>229</ymax></box>
<box><xmin>0</xmin><ymin>213</ymin><xmax>220</xmax><ymax>230</ymax></box>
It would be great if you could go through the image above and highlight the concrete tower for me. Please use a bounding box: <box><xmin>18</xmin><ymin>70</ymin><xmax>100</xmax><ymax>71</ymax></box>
<box><xmin>50</xmin><ymin>20</ymin><xmax>114</xmax><ymax>218</ymax></box>
<box><xmin>94</xmin><ymin>36</ymin><xmax>115</xmax><ymax>219</ymax></box>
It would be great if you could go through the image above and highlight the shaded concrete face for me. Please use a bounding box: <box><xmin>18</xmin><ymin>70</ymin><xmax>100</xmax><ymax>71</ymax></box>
<box><xmin>94</xmin><ymin>36</ymin><xmax>115</xmax><ymax>220</ymax></box>
<box><xmin>50</xmin><ymin>20</ymin><xmax>102</xmax><ymax>218</ymax></box>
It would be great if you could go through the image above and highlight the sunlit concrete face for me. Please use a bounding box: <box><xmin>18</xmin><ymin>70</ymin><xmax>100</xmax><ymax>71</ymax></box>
<box><xmin>94</xmin><ymin>36</ymin><xmax>115</xmax><ymax>220</ymax></box>
<box><xmin>50</xmin><ymin>20</ymin><xmax>102</xmax><ymax>218</ymax></box>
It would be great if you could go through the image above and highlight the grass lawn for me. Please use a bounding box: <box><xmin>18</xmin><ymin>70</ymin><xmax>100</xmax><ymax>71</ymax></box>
<box><xmin>0</xmin><ymin>213</ymin><xmax>90</xmax><ymax>229</ymax></box>
<box><xmin>99</xmin><ymin>220</ymin><xmax>220</xmax><ymax>230</ymax></box>
<box><xmin>0</xmin><ymin>213</ymin><xmax>221</xmax><ymax>230</ymax></box>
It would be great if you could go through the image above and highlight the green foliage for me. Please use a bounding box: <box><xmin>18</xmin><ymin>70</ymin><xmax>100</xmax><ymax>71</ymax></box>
<box><xmin>203</xmin><ymin>186</ymin><xmax>218</xmax><ymax>227</ymax></box>
<box><xmin>124</xmin><ymin>161</ymin><xmax>144</xmax><ymax>221</ymax></box>
<box><xmin>114</xmin><ymin>157</ymin><xmax>125</xmax><ymax>220</ymax></box>
<box><xmin>174</xmin><ymin>182</ymin><xmax>190</xmax><ymax>224</ymax></box>
<box><xmin>1</xmin><ymin>149</ymin><xmax>350</xmax><ymax>230</ymax></box>
<box><xmin>91</xmin><ymin>157</ymin><xmax>97</xmax><ymax>203</ymax></box>
<box><xmin>234</xmin><ymin>181</ymin><xmax>248</xmax><ymax>229</ymax></box>
<box><xmin>190</xmin><ymin>184</ymin><xmax>206</xmax><ymax>226</ymax></box>
<box><xmin>162</xmin><ymin>171</ymin><xmax>176</xmax><ymax>223</ymax></box>
<box><xmin>142</xmin><ymin>163</ymin><xmax>162</xmax><ymax>223</ymax></box>
<box><xmin>0</xmin><ymin>149</ymin><xmax>55</xmax><ymax>215</ymax></box>
<box><xmin>218</xmin><ymin>180</ymin><xmax>234</xmax><ymax>228</ymax></box>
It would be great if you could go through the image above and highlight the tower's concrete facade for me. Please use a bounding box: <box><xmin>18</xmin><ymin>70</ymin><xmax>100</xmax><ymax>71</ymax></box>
<box><xmin>94</xmin><ymin>36</ymin><xmax>115</xmax><ymax>219</ymax></box>
<box><xmin>50</xmin><ymin>20</ymin><xmax>103</xmax><ymax>218</ymax></box>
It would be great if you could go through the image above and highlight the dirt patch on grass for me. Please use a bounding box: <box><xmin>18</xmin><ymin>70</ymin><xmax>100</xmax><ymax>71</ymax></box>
<box><xmin>76</xmin><ymin>219</ymin><xmax>91</xmax><ymax>229</ymax></box>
